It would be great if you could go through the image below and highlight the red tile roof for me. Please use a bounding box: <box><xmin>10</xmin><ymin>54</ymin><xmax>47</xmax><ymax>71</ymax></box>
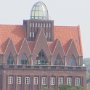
<box><xmin>54</xmin><ymin>26</ymin><xmax>82</xmax><ymax>56</ymax></box>
<box><xmin>0</xmin><ymin>25</ymin><xmax>82</xmax><ymax>56</ymax></box>
<box><xmin>0</xmin><ymin>25</ymin><xmax>25</xmax><ymax>53</ymax></box>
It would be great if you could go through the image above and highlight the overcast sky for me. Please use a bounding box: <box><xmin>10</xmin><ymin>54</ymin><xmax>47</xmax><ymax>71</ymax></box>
<box><xmin>0</xmin><ymin>0</ymin><xmax>90</xmax><ymax>58</ymax></box>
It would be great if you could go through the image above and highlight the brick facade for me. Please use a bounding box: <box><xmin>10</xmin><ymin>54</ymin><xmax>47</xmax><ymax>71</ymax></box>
<box><xmin>0</xmin><ymin>1</ymin><xmax>87</xmax><ymax>90</ymax></box>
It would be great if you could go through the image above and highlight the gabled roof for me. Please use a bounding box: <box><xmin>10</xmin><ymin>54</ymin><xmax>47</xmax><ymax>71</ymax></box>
<box><xmin>0</xmin><ymin>24</ymin><xmax>82</xmax><ymax>56</ymax></box>
<box><xmin>0</xmin><ymin>25</ymin><xmax>25</xmax><ymax>53</ymax></box>
<box><xmin>54</xmin><ymin>26</ymin><xmax>82</xmax><ymax>56</ymax></box>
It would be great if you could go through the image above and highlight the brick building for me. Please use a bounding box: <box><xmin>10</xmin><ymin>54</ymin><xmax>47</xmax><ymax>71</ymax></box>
<box><xmin>0</xmin><ymin>1</ymin><xmax>87</xmax><ymax>90</ymax></box>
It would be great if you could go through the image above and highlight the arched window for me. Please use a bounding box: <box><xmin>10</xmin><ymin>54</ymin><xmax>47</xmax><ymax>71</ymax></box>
<box><xmin>69</xmin><ymin>55</ymin><xmax>77</xmax><ymax>66</ymax></box>
<box><xmin>36</xmin><ymin>50</ymin><xmax>47</xmax><ymax>65</ymax></box>
<box><xmin>7</xmin><ymin>53</ymin><xmax>14</xmax><ymax>65</ymax></box>
<box><xmin>54</xmin><ymin>54</ymin><xmax>63</xmax><ymax>65</ymax></box>
<box><xmin>20</xmin><ymin>54</ymin><xmax>29</xmax><ymax>65</ymax></box>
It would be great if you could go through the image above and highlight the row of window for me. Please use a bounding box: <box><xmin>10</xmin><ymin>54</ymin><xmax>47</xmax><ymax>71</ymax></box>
<box><xmin>8</xmin><ymin>76</ymin><xmax>81</xmax><ymax>86</ymax></box>
<box><xmin>30</xmin><ymin>23</ymin><xmax>51</xmax><ymax>28</ymax></box>
<box><xmin>7</xmin><ymin>52</ymin><xmax>76</xmax><ymax>66</ymax></box>
<box><xmin>29</xmin><ymin>31</ymin><xmax>51</xmax><ymax>39</ymax></box>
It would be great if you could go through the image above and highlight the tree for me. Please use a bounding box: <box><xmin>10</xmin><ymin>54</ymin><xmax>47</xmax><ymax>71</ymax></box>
<box><xmin>59</xmin><ymin>85</ymin><xmax>73</xmax><ymax>90</ymax></box>
<box><xmin>42</xmin><ymin>86</ymin><xmax>49</xmax><ymax>90</ymax></box>
<box><xmin>74</xmin><ymin>86</ymin><xmax>84</xmax><ymax>90</ymax></box>
<box><xmin>59</xmin><ymin>85</ymin><xmax>83</xmax><ymax>90</ymax></box>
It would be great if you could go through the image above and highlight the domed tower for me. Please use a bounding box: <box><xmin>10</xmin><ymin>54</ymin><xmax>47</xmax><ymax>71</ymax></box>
<box><xmin>31</xmin><ymin>1</ymin><xmax>49</xmax><ymax>20</ymax></box>
<box><xmin>23</xmin><ymin>1</ymin><xmax>54</xmax><ymax>41</ymax></box>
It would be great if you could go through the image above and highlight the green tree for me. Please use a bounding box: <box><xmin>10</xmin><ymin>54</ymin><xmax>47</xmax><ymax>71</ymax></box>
<box><xmin>42</xmin><ymin>86</ymin><xmax>49</xmax><ymax>90</ymax></box>
<box><xmin>59</xmin><ymin>85</ymin><xmax>83</xmax><ymax>90</ymax></box>
<box><xmin>59</xmin><ymin>85</ymin><xmax>73</xmax><ymax>90</ymax></box>
<box><xmin>74</xmin><ymin>86</ymin><xmax>84</xmax><ymax>90</ymax></box>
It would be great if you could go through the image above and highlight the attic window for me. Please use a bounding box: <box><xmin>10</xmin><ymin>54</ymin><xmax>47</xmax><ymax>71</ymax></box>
<box><xmin>7</xmin><ymin>53</ymin><xmax>14</xmax><ymax>65</ymax></box>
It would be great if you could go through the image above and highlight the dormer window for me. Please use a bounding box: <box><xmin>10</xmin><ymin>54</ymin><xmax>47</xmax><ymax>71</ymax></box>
<box><xmin>7</xmin><ymin>53</ymin><xmax>14</xmax><ymax>65</ymax></box>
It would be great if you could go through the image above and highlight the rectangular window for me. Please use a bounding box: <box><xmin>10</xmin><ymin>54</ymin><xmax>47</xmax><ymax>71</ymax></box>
<box><xmin>30</xmin><ymin>32</ymin><xmax>32</xmax><ymax>38</ymax></box>
<box><xmin>34</xmin><ymin>77</ymin><xmax>38</xmax><ymax>85</ymax></box>
<box><xmin>25</xmin><ymin>77</ymin><xmax>30</xmax><ymax>84</ymax></box>
<box><xmin>58</xmin><ymin>77</ymin><xmax>64</xmax><ymax>85</ymax></box>
<box><xmin>42</xmin><ymin>77</ymin><xmax>47</xmax><ymax>85</ymax></box>
<box><xmin>67</xmin><ymin>77</ymin><xmax>72</xmax><ymax>86</ymax></box>
<box><xmin>32</xmin><ymin>32</ymin><xmax>34</xmax><ymax>38</ymax></box>
<box><xmin>8</xmin><ymin>76</ymin><xmax>13</xmax><ymax>84</ymax></box>
<box><xmin>17</xmin><ymin>77</ymin><xmax>22</xmax><ymax>84</ymax></box>
<box><xmin>48</xmin><ymin>32</ymin><xmax>51</xmax><ymax>38</ymax></box>
<box><xmin>50</xmin><ymin>77</ymin><xmax>55</xmax><ymax>85</ymax></box>
<box><xmin>75</xmin><ymin>77</ymin><xmax>80</xmax><ymax>86</ymax></box>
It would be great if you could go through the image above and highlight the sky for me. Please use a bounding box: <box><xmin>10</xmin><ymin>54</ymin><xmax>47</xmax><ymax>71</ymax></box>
<box><xmin>0</xmin><ymin>0</ymin><xmax>90</xmax><ymax>58</ymax></box>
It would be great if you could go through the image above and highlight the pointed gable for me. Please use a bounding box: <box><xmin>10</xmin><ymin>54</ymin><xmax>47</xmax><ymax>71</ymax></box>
<box><xmin>51</xmin><ymin>40</ymin><xmax>65</xmax><ymax>65</ymax></box>
<box><xmin>54</xmin><ymin>26</ymin><xmax>82</xmax><ymax>56</ymax></box>
<box><xmin>32</xmin><ymin>29</ymin><xmax>51</xmax><ymax>64</ymax></box>
<box><xmin>66</xmin><ymin>39</ymin><xmax>79</xmax><ymax>57</ymax></box>
<box><xmin>18</xmin><ymin>38</ymin><xmax>31</xmax><ymax>57</ymax></box>
<box><xmin>3</xmin><ymin>38</ymin><xmax>17</xmax><ymax>64</ymax></box>
<box><xmin>4</xmin><ymin>38</ymin><xmax>17</xmax><ymax>54</ymax></box>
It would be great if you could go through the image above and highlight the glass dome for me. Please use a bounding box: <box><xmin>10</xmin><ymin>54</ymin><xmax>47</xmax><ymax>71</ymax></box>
<box><xmin>31</xmin><ymin>1</ymin><xmax>49</xmax><ymax>20</ymax></box>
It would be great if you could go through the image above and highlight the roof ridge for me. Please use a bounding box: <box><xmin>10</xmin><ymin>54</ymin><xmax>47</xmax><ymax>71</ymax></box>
<box><xmin>0</xmin><ymin>24</ymin><xmax>23</xmax><ymax>26</ymax></box>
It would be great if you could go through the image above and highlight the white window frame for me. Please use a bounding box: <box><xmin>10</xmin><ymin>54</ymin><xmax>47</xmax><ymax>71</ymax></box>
<box><xmin>50</xmin><ymin>77</ymin><xmax>55</xmax><ymax>85</ymax></box>
<box><xmin>42</xmin><ymin>77</ymin><xmax>47</xmax><ymax>85</ymax></box>
<box><xmin>34</xmin><ymin>77</ymin><xmax>38</xmax><ymax>85</ymax></box>
<box><xmin>30</xmin><ymin>32</ymin><xmax>32</xmax><ymax>38</ymax></box>
<box><xmin>75</xmin><ymin>77</ymin><xmax>80</xmax><ymax>86</ymax></box>
<box><xmin>32</xmin><ymin>32</ymin><xmax>34</xmax><ymax>38</ymax></box>
<box><xmin>17</xmin><ymin>76</ymin><xmax>22</xmax><ymax>84</ymax></box>
<box><xmin>58</xmin><ymin>77</ymin><xmax>64</xmax><ymax>85</ymax></box>
<box><xmin>8</xmin><ymin>76</ymin><xmax>13</xmax><ymax>84</ymax></box>
<box><xmin>67</xmin><ymin>77</ymin><xmax>72</xmax><ymax>86</ymax></box>
<box><xmin>25</xmin><ymin>77</ymin><xmax>30</xmax><ymax>84</ymax></box>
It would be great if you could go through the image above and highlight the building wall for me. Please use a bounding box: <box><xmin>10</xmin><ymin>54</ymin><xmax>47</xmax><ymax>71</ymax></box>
<box><xmin>1</xmin><ymin>68</ymin><xmax>86</xmax><ymax>90</ymax></box>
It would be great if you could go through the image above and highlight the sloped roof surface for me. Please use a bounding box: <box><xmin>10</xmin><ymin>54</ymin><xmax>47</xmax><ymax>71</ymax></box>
<box><xmin>0</xmin><ymin>24</ymin><xmax>82</xmax><ymax>56</ymax></box>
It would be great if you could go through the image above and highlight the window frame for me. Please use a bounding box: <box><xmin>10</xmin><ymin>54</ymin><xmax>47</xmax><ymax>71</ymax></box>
<box><xmin>50</xmin><ymin>77</ymin><xmax>55</xmax><ymax>85</ymax></box>
<box><xmin>58</xmin><ymin>77</ymin><xmax>64</xmax><ymax>85</ymax></box>
<box><xmin>75</xmin><ymin>77</ymin><xmax>81</xmax><ymax>86</ymax></box>
<box><xmin>25</xmin><ymin>77</ymin><xmax>30</xmax><ymax>84</ymax></box>
<box><xmin>8</xmin><ymin>76</ymin><xmax>13</xmax><ymax>84</ymax></box>
<box><xmin>42</xmin><ymin>77</ymin><xmax>47</xmax><ymax>85</ymax></box>
<box><xmin>67</xmin><ymin>77</ymin><xmax>72</xmax><ymax>86</ymax></box>
<box><xmin>34</xmin><ymin>77</ymin><xmax>39</xmax><ymax>85</ymax></box>
<box><xmin>17</xmin><ymin>76</ymin><xmax>22</xmax><ymax>84</ymax></box>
